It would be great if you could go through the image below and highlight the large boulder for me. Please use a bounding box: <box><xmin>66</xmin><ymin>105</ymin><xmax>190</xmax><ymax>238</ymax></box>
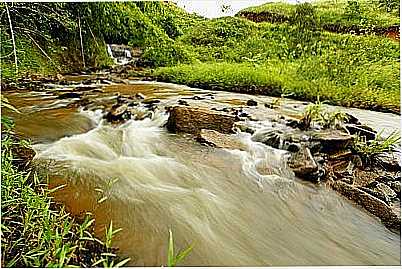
<box><xmin>166</xmin><ymin>106</ymin><xmax>237</xmax><ymax>134</ymax></box>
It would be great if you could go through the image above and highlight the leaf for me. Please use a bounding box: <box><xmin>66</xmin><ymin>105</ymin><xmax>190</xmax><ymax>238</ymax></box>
<box><xmin>114</xmin><ymin>258</ymin><xmax>131</xmax><ymax>268</ymax></box>
<box><xmin>175</xmin><ymin>243</ymin><xmax>194</xmax><ymax>265</ymax></box>
<box><xmin>167</xmin><ymin>229</ymin><xmax>174</xmax><ymax>267</ymax></box>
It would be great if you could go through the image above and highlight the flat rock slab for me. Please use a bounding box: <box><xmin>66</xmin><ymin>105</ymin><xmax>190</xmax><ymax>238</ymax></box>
<box><xmin>310</xmin><ymin>130</ymin><xmax>353</xmax><ymax>153</ymax></box>
<box><xmin>330</xmin><ymin>180</ymin><xmax>401</xmax><ymax>230</ymax></box>
<box><xmin>197</xmin><ymin>129</ymin><xmax>246</xmax><ymax>150</ymax></box>
<box><xmin>166</xmin><ymin>106</ymin><xmax>237</xmax><ymax>134</ymax></box>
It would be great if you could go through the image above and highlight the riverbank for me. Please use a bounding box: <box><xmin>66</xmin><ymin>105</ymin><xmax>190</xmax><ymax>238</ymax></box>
<box><xmin>151</xmin><ymin>61</ymin><xmax>400</xmax><ymax>114</ymax></box>
<box><xmin>0</xmin><ymin>120</ymin><xmax>129</xmax><ymax>267</ymax></box>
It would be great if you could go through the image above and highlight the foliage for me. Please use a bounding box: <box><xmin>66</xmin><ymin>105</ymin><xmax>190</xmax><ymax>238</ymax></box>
<box><xmin>301</xmin><ymin>97</ymin><xmax>349</xmax><ymax>129</ymax></box>
<box><xmin>238</xmin><ymin>0</ymin><xmax>400</xmax><ymax>29</ymax></box>
<box><xmin>291</xmin><ymin>3</ymin><xmax>319</xmax><ymax>30</ymax></box>
<box><xmin>167</xmin><ymin>229</ymin><xmax>193</xmax><ymax>267</ymax></box>
<box><xmin>352</xmin><ymin>130</ymin><xmax>401</xmax><ymax>164</ymax></box>
<box><xmin>141</xmin><ymin>41</ymin><xmax>196</xmax><ymax>67</ymax></box>
<box><xmin>1</xmin><ymin>124</ymin><xmax>129</xmax><ymax>267</ymax></box>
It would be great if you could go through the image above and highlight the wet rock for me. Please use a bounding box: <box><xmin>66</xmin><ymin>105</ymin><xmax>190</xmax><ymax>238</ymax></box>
<box><xmin>288</xmin><ymin>146</ymin><xmax>318</xmax><ymax>180</ymax></box>
<box><xmin>128</xmin><ymin>102</ymin><xmax>139</xmax><ymax>107</ymax></box>
<box><xmin>387</xmin><ymin>181</ymin><xmax>401</xmax><ymax>198</ymax></box>
<box><xmin>345</xmin><ymin>124</ymin><xmax>376</xmax><ymax>141</ymax></box>
<box><xmin>331</xmin><ymin>181</ymin><xmax>401</xmax><ymax>230</ymax></box>
<box><xmin>344</xmin><ymin>113</ymin><xmax>361</xmax><ymax>125</ymax></box>
<box><xmin>246</xmin><ymin>99</ymin><xmax>258</xmax><ymax>106</ymax></box>
<box><xmin>166</xmin><ymin>106</ymin><xmax>237</xmax><ymax>135</ymax></box>
<box><xmin>75</xmin><ymin>85</ymin><xmax>99</xmax><ymax>91</ymax></box>
<box><xmin>264</xmin><ymin>103</ymin><xmax>274</xmax><ymax>109</ymax></box>
<box><xmin>360</xmin><ymin>182</ymin><xmax>397</xmax><ymax>204</ymax></box>
<box><xmin>197</xmin><ymin>129</ymin><xmax>245</xmax><ymax>150</ymax></box>
<box><xmin>235</xmin><ymin>123</ymin><xmax>256</xmax><ymax>134</ymax></box>
<box><xmin>131</xmin><ymin>110</ymin><xmax>153</xmax><ymax>121</ymax></box>
<box><xmin>142</xmin><ymin>99</ymin><xmax>160</xmax><ymax>105</ymax></box>
<box><xmin>105</xmin><ymin>104</ymin><xmax>130</xmax><ymax>122</ymax></box>
<box><xmin>310</xmin><ymin>131</ymin><xmax>353</xmax><ymax>153</ymax></box>
<box><xmin>285</xmin><ymin>119</ymin><xmax>302</xmax><ymax>129</ymax></box>
<box><xmin>177</xmin><ymin>99</ymin><xmax>189</xmax><ymax>106</ymax></box>
<box><xmin>375</xmin><ymin>174</ymin><xmax>395</xmax><ymax>183</ymax></box>
<box><xmin>252</xmin><ymin>129</ymin><xmax>283</xmax><ymax>149</ymax></box>
<box><xmin>57</xmin><ymin>92</ymin><xmax>82</xmax><ymax>99</ymax></box>
<box><xmin>285</xmin><ymin>143</ymin><xmax>301</xmax><ymax>153</ymax></box>
<box><xmin>135</xmin><ymin>93</ymin><xmax>146</xmax><ymax>100</ymax></box>
<box><xmin>375</xmin><ymin>152</ymin><xmax>401</xmax><ymax>172</ymax></box>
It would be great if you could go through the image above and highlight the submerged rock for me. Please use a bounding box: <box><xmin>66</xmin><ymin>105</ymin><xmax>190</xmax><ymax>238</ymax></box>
<box><xmin>197</xmin><ymin>129</ymin><xmax>245</xmax><ymax>150</ymax></box>
<box><xmin>57</xmin><ymin>92</ymin><xmax>82</xmax><ymax>99</ymax></box>
<box><xmin>135</xmin><ymin>93</ymin><xmax>146</xmax><ymax>99</ymax></box>
<box><xmin>166</xmin><ymin>106</ymin><xmax>237</xmax><ymax>134</ymax></box>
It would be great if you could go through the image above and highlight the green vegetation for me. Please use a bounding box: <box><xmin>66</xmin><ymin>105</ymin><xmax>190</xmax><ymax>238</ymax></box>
<box><xmin>167</xmin><ymin>229</ymin><xmax>193</xmax><ymax>267</ymax></box>
<box><xmin>301</xmin><ymin>97</ymin><xmax>349</xmax><ymax>129</ymax></box>
<box><xmin>238</xmin><ymin>0</ymin><xmax>400</xmax><ymax>30</ymax></box>
<box><xmin>1</xmin><ymin>120</ymin><xmax>129</xmax><ymax>267</ymax></box>
<box><xmin>150</xmin><ymin>1</ymin><xmax>400</xmax><ymax>113</ymax></box>
<box><xmin>0</xmin><ymin>2</ymin><xmax>202</xmax><ymax>80</ymax></box>
<box><xmin>352</xmin><ymin>130</ymin><xmax>401</xmax><ymax>164</ymax></box>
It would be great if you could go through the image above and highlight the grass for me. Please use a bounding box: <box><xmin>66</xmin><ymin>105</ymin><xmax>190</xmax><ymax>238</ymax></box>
<box><xmin>238</xmin><ymin>0</ymin><xmax>400</xmax><ymax>29</ymax></box>
<box><xmin>1</xmin><ymin>120</ymin><xmax>130</xmax><ymax>267</ymax></box>
<box><xmin>153</xmin><ymin>59</ymin><xmax>399</xmax><ymax>113</ymax></box>
<box><xmin>352</xmin><ymin>129</ymin><xmax>401</xmax><ymax>164</ymax></box>
<box><xmin>167</xmin><ymin>229</ymin><xmax>193</xmax><ymax>267</ymax></box>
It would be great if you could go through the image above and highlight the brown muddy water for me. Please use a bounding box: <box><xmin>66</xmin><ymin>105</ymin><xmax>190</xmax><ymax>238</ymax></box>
<box><xmin>2</xmin><ymin>78</ymin><xmax>401</xmax><ymax>266</ymax></box>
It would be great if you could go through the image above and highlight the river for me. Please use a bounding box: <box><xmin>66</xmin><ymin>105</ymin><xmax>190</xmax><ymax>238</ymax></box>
<box><xmin>2</xmin><ymin>76</ymin><xmax>401</xmax><ymax>266</ymax></box>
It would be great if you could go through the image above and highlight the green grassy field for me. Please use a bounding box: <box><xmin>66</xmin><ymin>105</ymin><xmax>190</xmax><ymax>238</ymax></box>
<box><xmin>238</xmin><ymin>0</ymin><xmax>400</xmax><ymax>29</ymax></box>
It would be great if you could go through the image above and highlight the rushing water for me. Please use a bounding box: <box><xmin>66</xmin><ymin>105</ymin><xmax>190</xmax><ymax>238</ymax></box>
<box><xmin>3</xmin><ymin>79</ymin><xmax>401</xmax><ymax>266</ymax></box>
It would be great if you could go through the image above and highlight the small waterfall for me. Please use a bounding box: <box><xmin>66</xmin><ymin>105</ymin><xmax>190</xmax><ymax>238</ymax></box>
<box><xmin>107</xmin><ymin>44</ymin><xmax>132</xmax><ymax>65</ymax></box>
